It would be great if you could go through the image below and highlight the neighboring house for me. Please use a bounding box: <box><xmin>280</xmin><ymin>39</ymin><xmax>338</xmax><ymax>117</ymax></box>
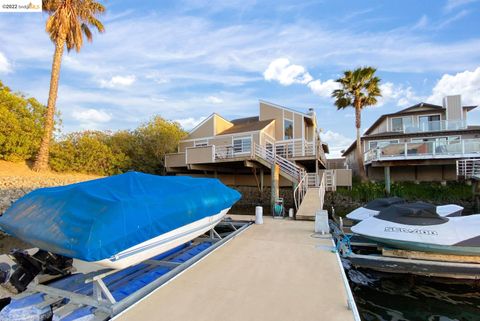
<box><xmin>165</xmin><ymin>100</ymin><xmax>330</xmax><ymax>209</ymax></box>
<box><xmin>342</xmin><ymin>95</ymin><xmax>480</xmax><ymax>182</ymax></box>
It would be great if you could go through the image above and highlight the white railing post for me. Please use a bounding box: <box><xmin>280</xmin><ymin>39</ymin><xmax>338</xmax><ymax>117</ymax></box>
<box><xmin>404</xmin><ymin>143</ymin><xmax>408</xmax><ymax>157</ymax></box>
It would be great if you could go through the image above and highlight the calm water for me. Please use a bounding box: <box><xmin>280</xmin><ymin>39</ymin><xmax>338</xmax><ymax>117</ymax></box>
<box><xmin>344</xmin><ymin>260</ymin><xmax>480</xmax><ymax>321</ymax></box>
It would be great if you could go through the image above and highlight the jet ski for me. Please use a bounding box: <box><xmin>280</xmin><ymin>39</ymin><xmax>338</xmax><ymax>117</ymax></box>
<box><xmin>0</xmin><ymin>172</ymin><xmax>241</xmax><ymax>269</ymax></box>
<box><xmin>351</xmin><ymin>202</ymin><xmax>480</xmax><ymax>256</ymax></box>
<box><xmin>346</xmin><ymin>197</ymin><xmax>463</xmax><ymax>222</ymax></box>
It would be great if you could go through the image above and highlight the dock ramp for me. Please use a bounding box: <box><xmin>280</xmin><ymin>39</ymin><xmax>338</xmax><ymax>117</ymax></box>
<box><xmin>295</xmin><ymin>187</ymin><xmax>324</xmax><ymax>220</ymax></box>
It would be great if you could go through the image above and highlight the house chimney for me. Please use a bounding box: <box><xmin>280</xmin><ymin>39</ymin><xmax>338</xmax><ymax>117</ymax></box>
<box><xmin>443</xmin><ymin>95</ymin><xmax>462</xmax><ymax>121</ymax></box>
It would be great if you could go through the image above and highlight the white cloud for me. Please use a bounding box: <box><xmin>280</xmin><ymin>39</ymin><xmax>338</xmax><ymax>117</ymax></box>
<box><xmin>412</xmin><ymin>15</ymin><xmax>429</xmax><ymax>29</ymax></box>
<box><xmin>308</xmin><ymin>79</ymin><xmax>340</xmax><ymax>98</ymax></box>
<box><xmin>436</xmin><ymin>9</ymin><xmax>470</xmax><ymax>29</ymax></box>
<box><xmin>72</xmin><ymin>108</ymin><xmax>112</xmax><ymax>124</ymax></box>
<box><xmin>320</xmin><ymin>130</ymin><xmax>353</xmax><ymax>158</ymax></box>
<box><xmin>378</xmin><ymin>82</ymin><xmax>421</xmax><ymax>107</ymax></box>
<box><xmin>263</xmin><ymin>58</ymin><xmax>313</xmax><ymax>86</ymax></box>
<box><xmin>99</xmin><ymin>75</ymin><xmax>136</xmax><ymax>88</ymax></box>
<box><xmin>0</xmin><ymin>52</ymin><xmax>11</xmax><ymax>73</ymax></box>
<box><xmin>205</xmin><ymin>95</ymin><xmax>223</xmax><ymax>104</ymax></box>
<box><xmin>264</xmin><ymin>58</ymin><xmax>339</xmax><ymax>97</ymax></box>
<box><xmin>175</xmin><ymin>116</ymin><xmax>206</xmax><ymax>130</ymax></box>
<box><xmin>444</xmin><ymin>0</ymin><xmax>478</xmax><ymax>12</ymax></box>
<box><xmin>427</xmin><ymin>67</ymin><xmax>480</xmax><ymax>106</ymax></box>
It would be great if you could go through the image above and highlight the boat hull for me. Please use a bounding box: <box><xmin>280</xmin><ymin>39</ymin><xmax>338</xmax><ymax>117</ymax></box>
<box><xmin>351</xmin><ymin>214</ymin><xmax>480</xmax><ymax>256</ymax></box>
<box><xmin>362</xmin><ymin>235</ymin><xmax>480</xmax><ymax>256</ymax></box>
<box><xmin>94</xmin><ymin>208</ymin><xmax>229</xmax><ymax>269</ymax></box>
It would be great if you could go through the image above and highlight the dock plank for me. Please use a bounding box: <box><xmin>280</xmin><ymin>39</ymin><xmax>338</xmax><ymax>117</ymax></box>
<box><xmin>114</xmin><ymin>216</ymin><xmax>355</xmax><ymax>321</ymax></box>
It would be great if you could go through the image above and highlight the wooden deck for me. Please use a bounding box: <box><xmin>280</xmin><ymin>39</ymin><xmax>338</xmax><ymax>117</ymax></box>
<box><xmin>114</xmin><ymin>215</ymin><xmax>355</xmax><ymax>321</ymax></box>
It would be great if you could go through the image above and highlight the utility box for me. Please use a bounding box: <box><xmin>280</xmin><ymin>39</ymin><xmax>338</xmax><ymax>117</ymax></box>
<box><xmin>315</xmin><ymin>210</ymin><xmax>329</xmax><ymax>234</ymax></box>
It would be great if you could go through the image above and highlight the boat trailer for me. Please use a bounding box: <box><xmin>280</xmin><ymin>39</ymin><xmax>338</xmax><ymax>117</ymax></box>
<box><xmin>330</xmin><ymin>219</ymin><xmax>480</xmax><ymax>281</ymax></box>
<box><xmin>0</xmin><ymin>219</ymin><xmax>252</xmax><ymax>321</ymax></box>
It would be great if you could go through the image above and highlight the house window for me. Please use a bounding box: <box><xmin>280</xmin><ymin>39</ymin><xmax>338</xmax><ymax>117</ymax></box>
<box><xmin>194</xmin><ymin>139</ymin><xmax>208</xmax><ymax>147</ymax></box>
<box><xmin>284</xmin><ymin>119</ymin><xmax>293</xmax><ymax>140</ymax></box>
<box><xmin>233</xmin><ymin>137</ymin><xmax>251</xmax><ymax>154</ymax></box>
<box><xmin>368</xmin><ymin>140</ymin><xmax>399</xmax><ymax>150</ymax></box>
<box><xmin>391</xmin><ymin>117</ymin><xmax>412</xmax><ymax>132</ymax></box>
<box><xmin>419</xmin><ymin>115</ymin><xmax>441</xmax><ymax>131</ymax></box>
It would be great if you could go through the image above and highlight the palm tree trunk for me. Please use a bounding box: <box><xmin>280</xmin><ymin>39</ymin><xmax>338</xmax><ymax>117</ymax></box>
<box><xmin>355</xmin><ymin>104</ymin><xmax>368</xmax><ymax>182</ymax></box>
<box><xmin>33</xmin><ymin>39</ymin><xmax>65</xmax><ymax>172</ymax></box>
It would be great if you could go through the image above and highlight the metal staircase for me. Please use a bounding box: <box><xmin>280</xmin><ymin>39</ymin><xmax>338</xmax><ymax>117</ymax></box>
<box><xmin>252</xmin><ymin>143</ymin><xmax>308</xmax><ymax>209</ymax></box>
<box><xmin>324</xmin><ymin>170</ymin><xmax>336</xmax><ymax>191</ymax></box>
<box><xmin>456</xmin><ymin>158</ymin><xmax>480</xmax><ymax>180</ymax></box>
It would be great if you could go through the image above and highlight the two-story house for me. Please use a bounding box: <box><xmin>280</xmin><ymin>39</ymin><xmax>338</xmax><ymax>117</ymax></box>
<box><xmin>165</xmin><ymin>100</ymin><xmax>330</xmax><ymax>210</ymax></box>
<box><xmin>342</xmin><ymin>95</ymin><xmax>480</xmax><ymax>182</ymax></box>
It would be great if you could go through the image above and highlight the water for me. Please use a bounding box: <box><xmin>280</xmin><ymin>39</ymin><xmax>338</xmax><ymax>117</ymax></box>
<box><xmin>344</xmin><ymin>261</ymin><xmax>480</xmax><ymax>321</ymax></box>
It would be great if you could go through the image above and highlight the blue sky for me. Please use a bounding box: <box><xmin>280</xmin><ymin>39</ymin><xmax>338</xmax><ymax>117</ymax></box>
<box><xmin>1</xmin><ymin>0</ymin><xmax>480</xmax><ymax>156</ymax></box>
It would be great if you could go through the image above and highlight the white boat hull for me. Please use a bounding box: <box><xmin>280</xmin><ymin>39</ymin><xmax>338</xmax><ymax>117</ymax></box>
<box><xmin>93</xmin><ymin>208</ymin><xmax>229</xmax><ymax>269</ymax></box>
<box><xmin>351</xmin><ymin>214</ymin><xmax>480</xmax><ymax>255</ymax></box>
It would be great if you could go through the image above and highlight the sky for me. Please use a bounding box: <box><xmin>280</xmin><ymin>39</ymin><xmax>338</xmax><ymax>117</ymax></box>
<box><xmin>0</xmin><ymin>0</ymin><xmax>480</xmax><ymax>157</ymax></box>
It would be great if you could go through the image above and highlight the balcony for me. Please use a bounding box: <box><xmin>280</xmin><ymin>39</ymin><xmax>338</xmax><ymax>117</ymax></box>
<box><xmin>165</xmin><ymin>136</ymin><xmax>323</xmax><ymax>168</ymax></box>
<box><xmin>395</xmin><ymin>119</ymin><xmax>467</xmax><ymax>134</ymax></box>
<box><xmin>364</xmin><ymin>139</ymin><xmax>480</xmax><ymax>164</ymax></box>
<box><xmin>274</xmin><ymin>139</ymin><xmax>315</xmax><ymax>158</ymax></box>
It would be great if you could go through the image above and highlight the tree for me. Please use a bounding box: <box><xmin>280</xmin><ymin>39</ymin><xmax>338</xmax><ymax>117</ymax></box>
<box><xmin>33</xmin><ymin>0</ymin><xmax>105</xmax><ymax>171</ymax></box>
<box><xmin>0</xmin><ymin>81</ymin><xmax>47</xmax><ymax>161</ymax></box>
<box><xmin>50</xmin><ymin>131</ymin><xmax>130</xmax><ymax>175</ymax></box>
<box><xmin>332</xmin><ymin>67</ymin><xmax>381</xmax><ymax>181</ymax></box>
<box><xmin>127</xmin><ymin>117</ymin><xmax>187</xmax><ymax>174</ymax></box>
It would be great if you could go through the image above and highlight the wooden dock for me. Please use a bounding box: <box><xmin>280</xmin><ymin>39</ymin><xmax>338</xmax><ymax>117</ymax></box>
<box><xmin>114</xmin><ymin>216</ymin><xmax>356</xmax><ymax>321</ymax></box>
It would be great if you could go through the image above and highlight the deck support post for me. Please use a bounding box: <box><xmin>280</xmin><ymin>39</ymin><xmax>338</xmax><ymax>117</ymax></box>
<box><xmin>271</xmin><ymin>163</ymin><xmax>279</xmax><ymax>216</ymax></box>
<box><xmin>260</xmin><ymin>168</ymin><xmax>264</xmax><ymax>192</ymax></box>
<box><xmin>384</xmin><ymin>166</ymin><xmax>391</xmax><ymax>195</ymax></box>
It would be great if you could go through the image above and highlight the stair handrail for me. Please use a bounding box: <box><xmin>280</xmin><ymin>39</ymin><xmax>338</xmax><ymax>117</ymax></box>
<box><xmin>253</xmin><ymin>142</ymin><xmax>310</xmax><ymax>210</ymax></box>
<box><xmin>293</xmin><ymin>170</ymin><xmax>308</xmax><ymax>210</ymax></box>
<box><xmin>253</xmin><ymin>143</ymin><xmax>304</xmax><ymax>180</ymax></box>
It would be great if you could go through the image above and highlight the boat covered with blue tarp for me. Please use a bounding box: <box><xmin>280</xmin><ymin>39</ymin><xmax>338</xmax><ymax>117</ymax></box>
<box><xmin>0</xmin><ymin>172</ymin><xmax>240</xmax><ymax>268</ymax></box>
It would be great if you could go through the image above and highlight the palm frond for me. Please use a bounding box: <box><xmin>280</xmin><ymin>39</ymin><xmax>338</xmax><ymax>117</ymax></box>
<box><xmin>331</xmin><ymin>66</ymin><xmax>382</xmax><ymax>112</ymax></box>
<box><xmin>43</xmin><ymin>0</ymin><xmax>105</xmax><ymax>51</ymax></box>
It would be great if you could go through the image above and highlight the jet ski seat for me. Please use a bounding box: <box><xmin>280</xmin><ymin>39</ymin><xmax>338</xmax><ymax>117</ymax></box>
<box><xmin>376</xmin><ymin>202</ymin><xmax>448</xmax><ymax>226</ymax></box>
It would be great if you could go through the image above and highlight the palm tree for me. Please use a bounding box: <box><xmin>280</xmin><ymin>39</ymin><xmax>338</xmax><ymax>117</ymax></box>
<box><xmin>332</xmin><ymin>67</ymin><xmax>381</xmax><ymax>181</ymax></box>
<box><xmin>33</xmin><ymin>0</ymin><xmax>105</xmax><ymax>171</ymax></box>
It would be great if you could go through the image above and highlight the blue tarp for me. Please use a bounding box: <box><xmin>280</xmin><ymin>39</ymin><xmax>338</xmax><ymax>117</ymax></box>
<box><xmin>0</xmin><ymin>172</ymin><xmax>240</xmax><ymax>262</ymax></box>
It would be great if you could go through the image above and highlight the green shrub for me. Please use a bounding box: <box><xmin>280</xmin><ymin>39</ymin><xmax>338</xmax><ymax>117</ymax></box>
<box><xmin>48</xmin><ymin>117</ymin><xmax>186</xmax><ymax>176</ymax></box>
<box><xmin>0</xmin><ymin>81</ymin><xmax>47</xmax><ymax>161</ymax></box>
<box><xmin>49</xmin><ymin>131</ymin><xmax>130</xmax><ymax>175</ymax></box>
<box><xmin>337</xmin><ymin>181</ymin><xmax>471</xmax><ymax>204</ymax></box>
<box><xmin>116</xmin><ymin>116</ymin><xmax>186</xmax><ymax>174</ymax></box>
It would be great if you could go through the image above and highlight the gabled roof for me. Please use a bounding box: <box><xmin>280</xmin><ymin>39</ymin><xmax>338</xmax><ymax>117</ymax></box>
<box><xmin>341</xmin><ymin>141</ymin><xmax>356</xmax><ymax>157</ymax></box>
<box><xmin>187</xmin><ymin>113</ymin><xmax>233</xmax><ymax>136</ymax></box>
<box><xmin>230</xmin><ymin>116</ymin><xmax>259</xmax><ymax>125</ymax></box>
<box><xmin>218</xmin><ymin>119</ymin><xmax>274</xmax><ymax>135</ymax></box>
<box><xmin>259</xmin><ymin>100</ymin><xmax>314</xmax><ymax>119</ymax></box>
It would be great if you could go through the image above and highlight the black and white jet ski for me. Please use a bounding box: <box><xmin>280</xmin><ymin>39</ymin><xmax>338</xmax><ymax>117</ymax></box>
<box><xmin>346</xmin><ymin>197</ymin><xmax>463</xmax><ymax>222</ymax></box>
<box><xmin>351</xmin><ymin>202</ymin><xmax>480</xmax><ymax>256</ymax></box>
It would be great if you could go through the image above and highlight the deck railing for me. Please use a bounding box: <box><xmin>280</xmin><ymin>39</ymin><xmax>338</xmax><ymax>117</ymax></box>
<box><xmin>274</xmin><ymin>139</ymin><xmax>315</xmax><ymax>158</ymax></box>
<box><xmin>365</xmin><ymin>139</ymin><xmax>480</xmax><ymax>163</ymax></box>
<box><xmin>457</xmin><ymin>158</ymin><xmax>480</xmax><ymax>179</ymax></box>
<box><xmin>398</xmin><ymin>119</ymin><xmax>467</xmax><ymax>134</ymax></box>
